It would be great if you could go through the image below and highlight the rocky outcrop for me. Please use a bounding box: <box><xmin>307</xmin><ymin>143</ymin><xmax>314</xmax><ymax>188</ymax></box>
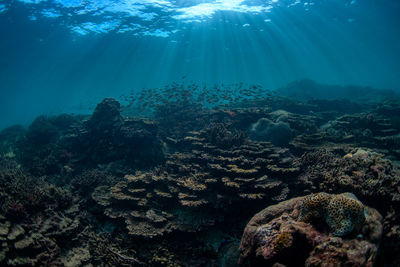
<box><xmin>239</xmin><ymin>193</ymin><xmax>383</xmax><ymax>266</ymax></box>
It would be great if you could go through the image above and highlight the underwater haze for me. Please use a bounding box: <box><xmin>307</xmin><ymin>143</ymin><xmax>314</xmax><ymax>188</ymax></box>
<box><xmin>0</xmin><ymin>0</ymin><xmax>400</xmax><ymax>129</ymax></box>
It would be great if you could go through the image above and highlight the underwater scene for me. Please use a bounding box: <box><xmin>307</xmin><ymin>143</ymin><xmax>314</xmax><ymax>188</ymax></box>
<box><xmin>0</xmin><ymin>0</ymin><xmax>400</xmax><ymax>266</ymax></box>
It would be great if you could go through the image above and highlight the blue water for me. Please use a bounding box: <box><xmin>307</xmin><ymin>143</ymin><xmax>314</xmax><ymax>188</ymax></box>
<box><xmin>0</xmin><ymin>0</ymin><xmax>399</xmax><ymax>129</ymax></box>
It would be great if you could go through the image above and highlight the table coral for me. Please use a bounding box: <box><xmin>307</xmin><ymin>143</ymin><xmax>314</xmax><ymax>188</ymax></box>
<box><xmin>92</xmin><ymin>125</ymin><xmax>300</xmax><ymax>238</ymax></box>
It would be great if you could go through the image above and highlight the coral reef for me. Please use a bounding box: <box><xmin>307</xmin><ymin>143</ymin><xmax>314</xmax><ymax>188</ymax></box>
<box><xmin>15</xmin><ymin>114</ymin><xmax>79</xmax><ymax>175</ymax></box>
<box><xmin>76</xmin><ymin>98</ymin><xmax>165</xmax><ymax>167</ymax></box>
<box><xmin>0</xmin><ymin>203</ymin><xmax>79</xmax><ymax>266</ymax></box>
<box><xmin>92</xmin><ymin>124</ymin><xmax>299</xmax><ymax>238</ymax></box>
<box><xmin>0</xmin><ymin>159</ymin><xmax>72</xmax><ymax>221</ymax></box>
<box><xmin>8</xmin><ymin>98</ymin><xmax>165</xmax><ymax>175</ymax></box>
<box><xmin>172</xmin><ymin>126</ymin><xmax>299</xmax><ymax>203</ymax></box>
<box><xmin>291</xmin><ymin>112</ymin><xmax>400</xmax><ymax>157</ymax></box>
<box><xmin>86</xmin><ymin>98</ymin><xmax>124</xmax><ymax>134</ymax></box>
<box><xmin>204</xmin><ymin>123</ymin><xmax>247</xmax><ymax>148</ymax></box>
<box><xmin>0</xmin><ymin>125</ymin><xmax>25</xmax><ymax>156</ymax></box>
<box><xmin>0</xmin><ymin>83</ymin><xmax>400</xmax><ymax>265</ymax></box>
<box><xmin>92</xmin><ymin>171</ymin><xmax>213</xmax><ymax>238</ymax></box>
<box><xmin>298</xmin><ymin>148</ymin><xmax>400</xmax><ymax>204</ymax></box>
<box><xmin>71</xmin><ymin>168</ymin><xmax>119</xmax><ymax>197</ymax></box>
<box><xmin>276</xmin><ymin>79</ymin><xmax>396</xmax><ymax>103</ymax></box>
<box><xmin>239</xmin><ymin>194</ymin><xmax>383</xmax><ymax>266</ymax></box>
<box><xmin>297</xmin><ymin>148</ymin><xmax>400</xmax><ymax>265</ymax></box>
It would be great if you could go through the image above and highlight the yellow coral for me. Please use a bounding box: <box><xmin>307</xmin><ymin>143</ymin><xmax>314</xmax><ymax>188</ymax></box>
<box><xmin>239</xmin><ymin>193</ymin><xmax>265</xmax><ymax>199</ymax></box>
<box><xmin>128</xmin><ymin>188</ymin><xmax>146</xmax><ymax>194</ymax></box>
<box><xmin>227</xmin><ymin>164</ymin><xmax>258</xmax><ymax>174</ymax></box>
<box><xmin>180</xmin><ymin>199</ymin><xmax>208</xmax><ymax>207</ymax></box>
<box><xmin>273</xmin><ymin>231</ymin><xmax>293</xmax><ymax>252</ymax></box>
<box><xmin>154</xmin><ymin>189</ymin><xmax>173</xmax><ymax>198</ymax></box>
<box><xmin>222</xmin><ymin>177</ymin><xmax>240</xmax><ymax>188</ymax></box>
<box><xmin>343</xmin><ymin>153</ymin><xmax>353</xmax><ymax>159</ymax></box>
<box><xmin>180</xmin><ymin>177</ymin><xmax>207</xmax><ymax>191</ymax></box>
<box><xmin>178</xmin><ymin>192</ymin><xmax>196</xmax><ymax>199</ymax></box>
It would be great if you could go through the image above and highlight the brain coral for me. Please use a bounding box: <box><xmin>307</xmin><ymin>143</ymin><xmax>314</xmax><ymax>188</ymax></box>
<box><xmin>299</xmin><ymin>192</ymin><xmax>366</xmax><ymax>236</ymax></box>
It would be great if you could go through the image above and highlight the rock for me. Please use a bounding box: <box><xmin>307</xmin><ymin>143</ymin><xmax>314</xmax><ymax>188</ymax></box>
<box><xmin>79</xmin><ymin>99</ymin><xmax>165</xmax><ymax>167</ymax></box>
<box><xmin>249</xmin><ymin>117</ymin><xmax>293</xmax><ymax>146</ymax></box>
<box><xmin>239</xmin><ymin>193</ymin><xmax>383</xmax><ymax>266</ymax></box>
<box><xmin>86</xmin><ymin>98</ymin><xmax>123</xmax><ymax>133</ymax></box>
